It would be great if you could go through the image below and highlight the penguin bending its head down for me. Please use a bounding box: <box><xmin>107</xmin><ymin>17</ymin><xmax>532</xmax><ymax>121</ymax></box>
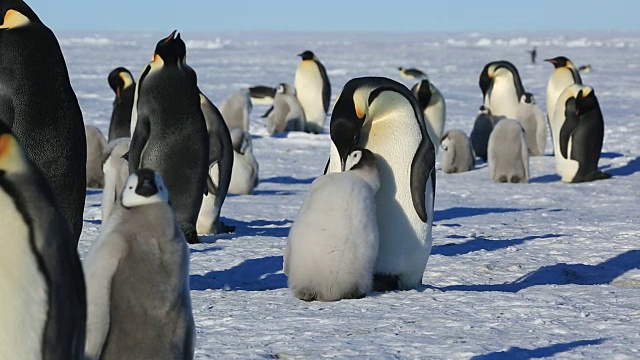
<box><xmin>411</xmin><ymin>79</ymin><xmax>447</xmax><ymax>151</ymax></box>
<box><xmin>285</xmin><ymin>148</ymin><xmax>380</xmax><ymax>302</ymax></box>
<box><xmin>0</xmin><ymin>0</ymin><xmax>86</xmax><ymax>243</ymax></box>
<box><xmin>107</xmin><ymin>67</ymin><xmax>136</xmax><ymax>141</ymax></box>
<box><xmin>128</xmin><ymin>30</ymin><xmax>210</xmax><ymax>244</ymax></box>
<box><xmin>0</xmin><ymin>122</ymin><xmax>86</xmax><ymax>359</ymax></box>
<box><xmin>295</xmin><ymin>50</ymin><xmax>331</xmax><ymax>134</ymax></box>
<box><xmin>84</xmin><ymin>169</ymin><xmax>195</xmax><ymax>360</ymax></box>
<box><xmin>328</xmin><ymin>77</ymin><xmax>436</xmax><ymax>291</ymax></box>
<box><xmin>479</xmin><ymin>60</ymin><xmax>525</xmax><ymax>119</ymax></box>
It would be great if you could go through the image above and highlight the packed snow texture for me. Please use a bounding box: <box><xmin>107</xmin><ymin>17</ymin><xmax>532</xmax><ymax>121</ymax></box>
<box><xmin>70</xmin><ymin>31</ymin><xmax>640</xmax><ymax>359</ymax></box>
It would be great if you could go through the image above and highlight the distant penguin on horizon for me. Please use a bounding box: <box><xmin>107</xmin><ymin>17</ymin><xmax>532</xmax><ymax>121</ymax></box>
<box><xmin>515</xmin><ymin>92</ymin><xmax>547</xmax><ymax>156</ymax></box>
<box><xmin>441</xmin><ymin>129</ymin><xmax>475</xmax><ymax>174</ymax></box>
<box><xmin>267</xmin><ymin>83</ymin><xmax>306</xmax><ymax>134</ymax></box>
<box><xmin>108</xmin><ymin>67</ymin><xmax>135</xmax><ymax>141</ymax></box>
<box><xmin>528</xmin><ymin>47</ymin><xmax>537</xmax><ymax>64</ymax></box>
<box><xmin>295</xmin><ymin>50</ymin><xmax>331</xmax><ymax>134</ymax></box>
<box><xmin>411</xmin><ymin>79</ymin><xmax>446</xmax><ymax>151</ymax></box>
<box><xmin>551</xmin><ymin>84</ymin><xmax>611</xmax><ymax>183</ymax></box>
<box><xmin>85</xmin><ymin>125</ymin><xmax>107</xmax><ymax>188</ymax></box>
<box><xmin>0</xmin><ymin>0</ymin><xmax>87</xmax><ymax>243</ymax></box>
<box><xmin>285</xmin><ymin>148</ymin><xmax>380</xmax><ymax>302</ymax></box>
<box><xmin>479</xmin><ymin>60</ymin><xmax>526</xmax><ymax>119</ymax></box>
<box><xmin>220</xmin><ymin>88</ymin><xmax>253</xmax><ymax>132</ymax></box>
<box><xmin>487</xmin><ymin>119</ymin><xmax>530</xmax><ymax>183</ymax></box>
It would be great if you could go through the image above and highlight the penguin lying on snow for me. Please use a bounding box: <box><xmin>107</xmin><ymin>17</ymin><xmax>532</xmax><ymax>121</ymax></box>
<box><xmin>441</xmin><ymin>129</ymin><xmax>475</xmax><ymax>174</ymax></box>
<box><xmin>0</xmin><ymin>123</ymin><xmax>86</xmax><ymax>359</ymax></box>
<box><xmin>285</xmin><ymin>148</ymin><xmax>380</xmax><ymax>302</ymax></box>
<box><xmin>487</xmin><ymin>119</ymin><xmax>529</xmax><ymax>183</ymax></box>
<box><xmin>84</xmin><ymin>169</ymin><xmax>195</xmax><ymax>360</ymax></box>
<box><xmin>398</xmin><ymin>67</ymin><xmax>427</xmax><ymax>80</ymax></box>
<box><xmin>86</xmin><ymin>125</ymin><xmax>107</xmax><ymax>188</ymax></box>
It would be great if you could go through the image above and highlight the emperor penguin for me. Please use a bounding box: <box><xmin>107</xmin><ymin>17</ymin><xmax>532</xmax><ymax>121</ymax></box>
<box><xmin>84</xmin><ymin>169</ymin><xmax>195</xmax><ymax>360</ymax></box>
<box><xmin>487</xmin><ymin>119</ymin><xmax>529</xmax><ymax>183</ymax></box>
<box><xmin>107</xmin><ymin>67</ymin><xmax>135</xmax><ymax>141</ymax></box>
<box><xmin>266</xmin><ymin>82</ymin><xmax>306</xmax><ymax>134</ymax></box>
<box><xmin>551</xmin><ymin>84</ymin><xmax>611</xmax><ymax>183</ymax></box>
<box><xmin>196</xmin><ymin>93</ymin><xmax>235</xmax><ymax>235</ymax></box>
<box><xmin>228</xmin><ymin>128</ymin><xmax>259</xmax><ymax>195</ymax></box>
<box><xmin>128</xmin><ymin>30</ymin><xmax>210</xmax><ymax>244</ymax></box>
<box><xmin>101</xmin><ymin>137</ymin><xmax>130</xmax><ymax>227</ymax></box>
<box><xmin>85</xmin><ymin>125</ymin><xmax>107</xmax><ymax>188</ymax></box>
<box><xmin>440</xmin><ymin>129</ymin><xmax>475</xmax><ymax>174</ymax></box>
<box><xmin>398</xmin><ymin>67</ymin><xmax>427</xmax><ymax>80</ymax></box>
<box><xmin>0</xmin><ymin>123</ymin><xmax>86</xmax><ymax>359</ymax></box>
<box><xmin>545</xmin><ymin>56</ymin><xmax>582</xmax><ymax>126</ymax></box>
<box><xmin>469</xmin><ymin>106</ymin><xmax>504</xmax><ymax>161</ymax></box>
<box><xmin>515</xmin><ymin>92</ymin><xmax>547</xmax><ymax>156</ymax></box>
<box><xmin>0</xmin><ymin>0</ymin><xmax>86</xmax><ymax>243</ymax></box>
<box><xmin>285</xmin><ymin>148</ymin><xmax>380</xmax><ymax>302</ymax></box>
<box><xmin>249</xmin><ymin>85</ymin><xmax>276</xmax><ymax>106</ymax></box>
<box><xmin>220</xmin><ymin>88</ymin><xmax>253</xmax><ymax>132</ymax></box>
<box><xmin>294</xmin><ymin>50</ymin><xmax>331</xmax><ymax>134</ymax></box>
<box><xmin>411</xmin><ymin>79</ymin><xmax>447</xmax><ymax>151</ymax></box>
<box><xmin>328</xmin><ymin>77</ymin><xmax>436</xmax><ymax>291</ymax></box>
<box><xmin>479</xmin><ymin>60</ymin><xmax>526</xmax><ymax>119</ymax></box>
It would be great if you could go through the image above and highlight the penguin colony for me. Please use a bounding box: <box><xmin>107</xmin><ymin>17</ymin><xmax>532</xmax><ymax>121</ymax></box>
<box><xmin>0</xmin><ymin>0</ymin><xmax>616</xmax><ymax>357</ymax></box>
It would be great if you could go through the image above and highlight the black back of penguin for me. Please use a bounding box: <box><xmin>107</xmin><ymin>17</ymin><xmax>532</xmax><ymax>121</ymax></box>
<box><xmin>0</xmin><ymin>0</ymin><xmax>86</xmax><ymax>243</ymax></box>
<box><xmin>107</xmin><ymin>67</ymin><xmax>135</xmax><ymax>141</ymax></box>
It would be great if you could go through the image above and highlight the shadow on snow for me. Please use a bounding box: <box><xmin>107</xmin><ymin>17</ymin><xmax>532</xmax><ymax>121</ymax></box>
<box><xmin>609</xmin><ymin>156</ymin><xmax>640</xmax><ymax>177</ymax></box>
<box><xmin>470</xmin><ymin>339</ymin><xmax>607</xmax><ymax>360</ymax></box>
<box><xmin>434</xmin><ymin>207</ymin><xmax>542</xmax><ymax>222</ymax></box>
<box><xmin>432</xmin><ymin>234</ymin><xmax>564</xmax><ymax>257</ymax></box>
<box><xmin>260</xmin><ymin>176</ymin><xmax>316</xmax><ymax>185</ymax></box>
<box><xmin>191</xmin><ymin>255</ymin><xmax>286</xmax><ymax>291</ymax></box>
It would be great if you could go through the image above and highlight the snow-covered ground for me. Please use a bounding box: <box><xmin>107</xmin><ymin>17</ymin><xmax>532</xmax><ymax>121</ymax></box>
<box><xmin>69</xmin><ymin>31</ymin><xmax>640</xmax><ymax>358</ymax></box>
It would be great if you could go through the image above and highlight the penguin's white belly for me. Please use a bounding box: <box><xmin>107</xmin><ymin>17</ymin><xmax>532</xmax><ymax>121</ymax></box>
<box><xmin>229</xmin><ymin>152</ymin><xmax>258</xmax><ymax>195</ymax></box>
<box><xmin>197</xmin><ymin>163</ymin><xmax>221</xmax><ymax>234</ymax></box>
<box><xmin>555</xmin><ymin>136</ymin><xmax>579</xmax><ymax>182</ymax></box>
<box><xmin>424</xmin><ymin>102</ymin><xmax>445</xmax><ymax>151</ymax></box>
<box><xmin>488</xmin><ymin>79</ymin><xmax>518</xmax><ymax>119</ymax></box>
<box><xmin>0</xmin><ymin>192</ymin><xmax>47</xmax><ymax>360</ymax></box>
<box><xmin>364</xmin><ymin>122</ymin><xmax>432</xmax><ymax>288</ymax></box>
<box><xmin>546</xmin><ymin>71</ymin><xmax>576</xmax><ymax>121</ymax></box>
<box><xmin>295</xmin><ymin>63</ymin><xmax>326</xmax><ymax>129</ymax></box>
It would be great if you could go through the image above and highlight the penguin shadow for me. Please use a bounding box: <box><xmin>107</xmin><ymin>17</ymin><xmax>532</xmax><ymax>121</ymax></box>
<box><xmin>86</xmin><ymin>189</ymin><xmax>102</xmax><ymax>196</ymax></box>
<box><xmin>84</xmin><ymin>219</ymin><xmax>101</xmax><ymax>225</ymax></box>
<box><xmin>260</xmin><ymin>176</ymin><xmax>316</xmax><ymax>185</ymax></box>
<box><xmin>600</xmin><ymin>152</ymin><xmax>624</xmax><ymax>159</ymax></box>
<box><xmin>608</xmin><ymin>156</ymin><xmax>640</xmax><ymax>177</ymax></box>
<box><xmin>252</xmin><ymin>189</ymin><xmax>297</xmax><ymax>196</ymax></box>
<box><xmin>430</xmin><ymin>249</ymin><xmax>640</xmax><ymax>293</ymax></box>
<box><xmin>432</xmin><ymin>233</ymin><xmax>564</xmax><ymax>257</ymax></box>
<box><xmin>469</xmin><ymin>339</ymin><xmax>607</xmax><ymax>360</ymax></box>
<box><xmin>529</xmin><ymin>174</ymin><xmax>561</xmax><ymax>183</ymax></box>
<box><xmin>434</xmin><ymin>207</ymin><xmax>541</xmax><ymax>222</ymax></box>
<box><xmin>224</xmin><ymin>218</ymin><xmax>292</xmax><ymax>239</ymax></box>
<box><xmin>190</xmin><ymin>255</ymin><xmax>286</xmax><ymax>291</ymax></box>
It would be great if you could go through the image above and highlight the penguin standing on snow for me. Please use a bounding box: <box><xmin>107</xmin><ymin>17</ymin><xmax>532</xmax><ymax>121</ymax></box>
<box><xmin>294</xmin><ymin>50</ymin><xmax>331</xmax><ymax>133</ymax></box>
<box><xmin>469</xmin><ymin>106</ymin><xmax>504</xmax><ymax>161</ymax></box>
<box><xmin>440</xmin><ymin>129</ymin><xmax>475</xmax><ymax>174</ymax></box>
<box><xmin>479</xmin><ymin>60</ymin><xmax>526</xmax><ymax>119</ymax></box>
<box><xmin>515</xmin><ymin>92</ymin><xmax>547</xmax><ymax>156</ymax></box>
<box><xmin>0</xmin><ymin>123</ymin><xmax>86</xmax><ymax>360</ymax></box>
<box><xmin>228</xmin><ymin>128</ymin><xmax>259</xmax><ymax>195</ymax></box>
<box><xmin>545</xmin><ymin>56</ymin><xmax>582</xmax><ymax>143</ymax></box>
<box><xmin>220</xmin><ymin>88</ymin><xmax>253</xmax><ymax>132</ymax></box>
<box><xmin>285</xmin><ymin>148</ymin><xmax>380</xmax><ymax>302</ymax></box>
<box><xmin>107</xmin><ymin>67</ymin><xmax>135</xmax><ymax>141</ymax></box>
<box><xmin>85</xmin><ymin>125</ymin><xmax>107</xmax><ymax>188</ymax></box>
<box><xmin>328</xmin><ymin>77</ymin><xmax>436</xmax><ymax>291</ymax></box>
<box><xmin>551</xmin><ymin>84</ymin><xmax>611</xmax><ymax>183</ymax></box>
<box><xmin>128</xmin><ymin>31</ymin><xmax>210</xmax><ymax>244</ymax></box>
<box><xmin>84</xmin><ymin>169</ymin><xmax>194</xmax><ymax>360</ymax></box>
<box><xmin>266</xmin><ymin>83</ymin><xmax>306</xmax><ymax>134</ymax></box>
<box><xmin>0</xmin><ymin>0</ymin><xmax>86</xmax><ymax>243</ymax></box>
<box><xmin>487</xmin><ymin>119</ymin><xmax>530</xmax><ymax>183</ymax></box>
<box><xmin>196</xmin><ymin>93</ymin><xmax>235</xmax><ymax>235</ymax></box>
<box><xmin>411</xmin><ymin>79</ymin><xmax>446</xmax><ymax>151</ymax></box>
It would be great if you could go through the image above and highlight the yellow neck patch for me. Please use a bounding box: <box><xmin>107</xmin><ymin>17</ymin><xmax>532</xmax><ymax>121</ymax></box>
<box><xmin>119</xmin><ymin>72</ymin><xmax>134</xmax><ymax>89</ymax></box>
<box><xmin>0</xmin><ymin>9</ymin><xmax>30</xmax><ymax>29</ymax></box>
<box><xmin>0</xmin><ymin>134</ymin><xmax>27</xmax><ymax>173</ymax></box>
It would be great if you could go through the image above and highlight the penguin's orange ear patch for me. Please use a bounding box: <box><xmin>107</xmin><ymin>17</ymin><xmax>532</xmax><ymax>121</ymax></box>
<box><xmin>0</xmin><ymin>9</ymin><xmax>30</xmax><ymax>29</ymax></box>
<box><xmin>355</xmin><ymin>104</ymin><xmax>365</xmax><ymax>119</ymax></box>
<box><xmin>0</xmin><ymin>134</ymin><xmax>26</xmax><ymax>172</ymax></box>
<box><xmin>0</xmin><ymin>134</ymin><xmax>11</xmax><ymax>158</ymax></box>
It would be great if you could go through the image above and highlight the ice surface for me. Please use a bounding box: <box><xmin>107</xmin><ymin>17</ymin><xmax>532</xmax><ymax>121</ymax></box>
<box><xmin>71</xmin><ymin>31</ymin><xmax>640</xmax><ymax>358</ymax></box>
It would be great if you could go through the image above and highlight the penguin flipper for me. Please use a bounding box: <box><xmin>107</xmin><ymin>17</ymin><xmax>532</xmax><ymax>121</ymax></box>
<box><xmin>559</xmin><ymin>99</ymin><xmax>579</xmax><ymax>159</ymax></box>
<box><xmin>128</xmin><ymin>115</ymin><xmax>150</xmax><ymax>173</ymax></box>
<box><xmin>206</xmin><ymin>161</ymin><xmax>220</xmax><ymax>196</ymax></box>
<box><xmin>316</xmin><ymin>60</ymin><xmax>331</xmax><ymax>113</ymax></box>
<box><xmin>261</xmin><ymin>106</ymin><xmax>274</xmax><ymax>118</ymax></box>
<box><xmin>410</xmin><ymin>139</ymin><xmax>436</xmax><ymax>223</ymax></box>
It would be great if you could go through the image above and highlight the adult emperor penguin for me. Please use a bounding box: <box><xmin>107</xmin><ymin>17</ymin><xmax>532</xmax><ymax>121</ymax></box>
<box><xmin>84</xmin><ymin>169</ymin><xmax>195</xmax><ymax>360</ymax></box>
<box><xmin>285</xmin><ymin>148</ymin><xmax>380</xmax><ymax>301</ymax></box>
<box><xmin>196</xmin><ymin>93</ymin><xmax>235</xmax><ymax>235</ymax></box>
<box><xmin>220</xmin><ymin>88</ymin><xmax>253</xmax><ymax>132</ymax></box>
<box><xmin>440</xmin><ymin>129</ymin><xmax>475</xmax><ymax>174</ymax></box>
<box><xmin>551</xmin><ymin>84</ymin><xmax>611</xmax><ymax>183</ymax></box>
<box><xmin>545</xmin><ymin>56</ymin><xmax>582</xmax><ymax>129</ymax></box>
<box><xmin>107</xmin><ymin>67</ymin><xmax>135</xmax><ymax>141</ymax></box>
<box><xmin>0</xmin><ymin>123</ymin><xmax>86</xmax><ymax>359</ymax></box>
<box><xmin>487</xmin><ymin>119</ymin><xmax>530</xmax><ymax>183</ymax></box>
<box><xmin>85</xmin><ymin>125</ymin><xmax>107</xmax><ymax>188</ymax></box>
<box><xmin>411</xmin><ymin>79</ymin><xmax>446</xmax><ymax>151</ymax></box>
<box><xmin>294</xmin><ymin>50</ymin><xmax>331</xmax><ymax>134</ymax></box>
<box><xmin>328</xmin><ymin>77</ymin><xmax>436</xmax><ymax>291</ymax></box>
<box><xmin>266</xmin><ymin>82</ymin><xmax>306</xmax><ymax>134</ymax></box>
<box><xmin>101</xmin><ymin>138</ymin><xmax>130</xmax><ymax>227</ymax></box>
<box><xmin>0</xmin><ymin>0</ymin><xmax>86</xmax><ymax>243</ymax></box>
<box><xmin>479</xmin><ymin>60</ymin><xmax>526</xmax><ymax>119</ymax></box>
<box><xmin>128</xmin><ymin>31</ymin><xmax>209</xmax><ymax>244</ymax></box>
<box><xmin>228</xmin><ymin>128</ymin><xmax>259</xmax><ymax>195</ymax></box>
<box><xmin>515</xmin><ymin>92</ymin><xmax>547</xmax><ymax>156</ymax></box>
<box><xmin>469</xmin><ymin>106</ymin><xmax>504</xmax><ymax>161</ymax></box>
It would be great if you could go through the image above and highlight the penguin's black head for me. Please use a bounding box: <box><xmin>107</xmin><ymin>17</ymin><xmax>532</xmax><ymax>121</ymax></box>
<box><xmin>545</xmin><ymin>56</ymin><xmax>572</xmax><ymax>68</ymax></box>
<box><xmin>330</xmin><ymin>86</ymin><xmax>366</xmax><ymax>171</ymax></box>
<box><xmin>413</xmin><ymin>79</ymin><xmax>433</xmax><ymax>111</ymax></box>
<box><xmin>108</xmin><ymin>67</ymin><xmax>134</xmax><ymax>97</ymax></box>
<box><xmin>134</xmin><ymin>168</ymin><xmax>158</xmax><ymax>197</ymax></box>
<box><xmin>479</xmin><ymin>63</ymin><xmax>493</xmax><ymax>97</ymax></box>
<box><xmin>0</xmin><ymin>1</ymin><xmax>40</xmax><ymax>27</ymax></box>
<box><xmin>154</xmin><ymin>30</ymin><xmax>186</xmax><ymax>64</ymax></box>
<box><xmin>345</xmin><ymin>147</ymin><xmax>377</xmax><ymax>172</ymax></box>
<box><xmin>522</xmin><ymin>92</ymin><xmax>534</xmax><ymax>104</ymax></box>
<box><xmin>575</xmin><ymin>88</ymin><xmax>599</xmax><ymax>116</ymax></box>
<box><xmin>297</xmin><ymin>50</ymin><xmax>315</xmax><ymax>61</ymax></box>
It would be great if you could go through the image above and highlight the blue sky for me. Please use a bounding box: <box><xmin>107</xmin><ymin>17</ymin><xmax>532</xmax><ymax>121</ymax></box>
<box><xmin>28</xmin><ymin>1</ymin><xmax>637</xmax><ymax>32</ymax></box>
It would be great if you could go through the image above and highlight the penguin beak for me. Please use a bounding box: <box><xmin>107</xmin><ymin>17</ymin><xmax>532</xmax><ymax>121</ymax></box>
<box><xmin>296</xmin><ymin>53</ymin><xmax>303</xmax><ymax>57</ymax></box>
<box><xmin>116</xmin><ymin>87</ymin><xmax>121</xmax><ymax>100</ymax></box>
<box><xmin>544</xmin><ymin>58</ymin><xmax>556</xmax><ymax>64</ymax></box>
<box><xmin>163</xmin><ymin>30</ymin><xmax>178</xmax><ymax>44</ymax></box>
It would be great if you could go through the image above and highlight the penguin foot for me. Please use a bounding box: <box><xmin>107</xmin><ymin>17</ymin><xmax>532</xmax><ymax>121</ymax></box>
<box><xmin>510</xmin><ymin>175</ymin><xmax>520</xmax><ymax>183</ymax></box>
<box><xmin>498</xmin><ymin>175</ymin><xmax>508</xmax><ymax>183</ymax></box>
<box><xmin>294</xmin><ymin>288</ymin><xmax>317</xmax><ymax>302</ymax></box>
<box><xmin>183</xmin><ymin>228</ymin><xmax>201</xmax><ymax>244</ymax></box>
<box><xmin>217</xmin><ymin>221</ymin><xmax>236</xmax><ymax>234</ymax></box>
<box><xmin>589</xmin><ymin>171</ymin><xmax>612</xmax><ymax>181</ymax></box>
<box><xmin>373</xmin><ymin>274</ymin><xmax>401</xmax><ymax>292</ymax></box>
